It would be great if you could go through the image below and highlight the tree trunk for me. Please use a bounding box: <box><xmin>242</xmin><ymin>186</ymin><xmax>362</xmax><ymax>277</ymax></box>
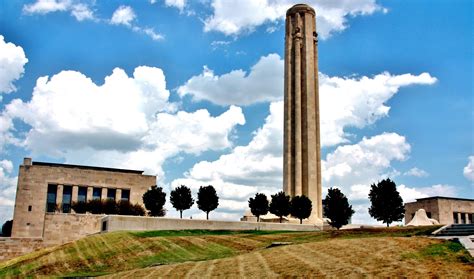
<box><xmin>386</xmin><ymin>222</ymin><xmax>389</xmax><ymax>228</ymax></box>
<box><xmin>300</xmin><ymin>218</ymin><xmax>302</xmax><ymax>224</ymax></box>
<box><xmin>206</xmin><ymin>212</ymin><xmax>209</xmax><ymax>220</ymax></box>
<box><xmin>180</xmin><ymin>210</ymin><xmax>183</xmax><ymax>219</ymax></box>
<box><xmin>257</xmin><ymin>216</ymin><xmax>260</xmax><ymax>222</ymax></box>
<box><xmin>279</xmin><ymin>216</ymin><xmax>282</xmax><ymax>223</ymax></box>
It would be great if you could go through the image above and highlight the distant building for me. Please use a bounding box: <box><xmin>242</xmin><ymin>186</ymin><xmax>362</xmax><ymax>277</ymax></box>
<box><xmin>404</xmin><ymin>196</ymin><xmax>474</xmax><ymax>225</ymax></box>
<box><xmin>12</xmin><ymin>158</ymin><xmax>156</xmax><ymax>238</ymax></box>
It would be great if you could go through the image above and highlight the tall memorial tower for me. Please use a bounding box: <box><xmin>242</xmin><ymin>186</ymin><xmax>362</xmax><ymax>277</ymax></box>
<box><xmin>283</xmin><ymin>4</ymin><xmax>322</xmax><ymax>222</ymax></box>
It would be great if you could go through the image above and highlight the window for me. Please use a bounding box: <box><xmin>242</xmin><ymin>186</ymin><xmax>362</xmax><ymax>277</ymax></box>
<box><xmin>93</xmin><ymin>187</ymin><xmax>102</xmax><ymax>200</ymax></box>
<box><xmin>46</xmin><ymin>184</ymin><xmax>57</xmax><ymax>212</ymax></box>
<box><xmin>63</xmin><ymin>185</ymin><xmax>72</xmax><ymax>213</ymax></box>
<box><xmin>460</xmin><ymin>213</ymin><xmax>466</xmax><ymax>224</ymax></box>
<box><xmin>78</xmin><ymin>186</ymin><xmax>87</xmax><ymax>202</ymax></box>
<box><xmin>453</xmin><ymin>212</ymin><xmax>459</xmax><ymax>224</ymax></box>
<box><xmin>28</xmin><ymin>205</ymin><xmax>32</xmax><ymax>212</ymax></box>
<box><xmin>107</xmin><ymin>188</ymin><xmax>116</xmax><ymax>201</ymax></box>
<box><xmin>121</xmin><ymin>189</ymin><xmax>130</xmax><ymax>202</ymax></box>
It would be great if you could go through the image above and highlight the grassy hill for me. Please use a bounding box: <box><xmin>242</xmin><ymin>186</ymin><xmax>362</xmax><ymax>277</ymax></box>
<box><xmin>1</xmin><ymin>226</ymin><xmax>472</xmax><ymax>278</ymax></box>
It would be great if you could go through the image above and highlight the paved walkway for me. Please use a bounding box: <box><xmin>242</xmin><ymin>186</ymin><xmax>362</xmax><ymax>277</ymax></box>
<box><xmin>433</xmin><ymin>235</ymin><xmax>474</xmax><ymax>257</ymax></box>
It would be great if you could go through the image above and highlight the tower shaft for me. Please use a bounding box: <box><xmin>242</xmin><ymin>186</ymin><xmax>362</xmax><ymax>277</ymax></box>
<box><xmin>283</xmin><ymin>4</ymin><xmax>322</xmax><ymax>220</ymax></box>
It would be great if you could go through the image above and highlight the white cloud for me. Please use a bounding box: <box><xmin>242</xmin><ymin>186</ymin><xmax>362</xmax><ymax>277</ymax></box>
<box><xmin>0</xmin><ymin>35</ymin><xmax>28</xmax><ymax>95</ymax></box>
<box><xmin>23</xmin><ymin>0</ymin><xmax>95</xmax><ymax>21</ymax></box>
<box><xmin>1</xmin><ymin>66</ymin><xmax>245</xmax><ymax>177</ymax></box>
<box><xmin>0</xmin><ymin>160</ymin><xmax>17</xmax><ymax>225</ymax></box>
<box><xmin>180</xmin><ymin>54</ymin><xmax>437</xmax><ymax>146</ymax></box>
<box><xmin>178</xmin><ymin>54</ymin><xmax>283</xmax><ymax>106</ymax></box>
<box><xmin>110</xmin><ymin>5</ymin><xmax>136</xmax><ymax>26</ymax></box>
<box><xmin>463</xmin><ymin>156</ymin><xmax>474</xmax><ymax>182</ymax></box>
<box><xmin>110</xmin><ymin>6</ymin><xmax>164</xmax><ymax>41</ymax></box>
<box><xmin>165</xmin><ymin>0</ymin><xmax>186</xmax><ymax>11</ymax></box>
<box><xmin>203</xmin><ymin>0</ymin><xmax>386</xmax><ymax>38</ymax></box>
<box><xmin>404</xmin><ymin>167</ymin><xmax>428</xmax><ymax>177</ymax></box>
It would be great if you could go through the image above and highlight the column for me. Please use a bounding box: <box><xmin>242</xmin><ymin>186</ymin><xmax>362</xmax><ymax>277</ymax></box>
<box><xmin>86</xmin><ymin>187</ymin><xmax>93</xmax><ymax>202</ymax></box>
<box><xmin>466</xmin><ymin>213</ymin><xmax>470</xmax><ymax>224</ymax></box>
<box><xmin>72</xmin><ymin>186</ymin><xmax>78</xmax><ymax>203</ymax></box>
<box><xmin>294</xmin><ymin>13</ymin><xmax>302</xmax><ymax>197</ymax></box>
<box><xmin>116</xmin><ymin>189</ymin><xmax>122</xmax><ymax>202</ymax></box>
<box><xmin>283</xmin><ymin>14</ymin><xmax>293</xmax><ymax>196</ymax></box>
<box><xmin>457</xmin><ymin>212</ymin><xmax>462</xmax><ymax>224</ymax></box>
<box><xmin>101</xmin><ymin>187</ymin><xmax>107</xmax><ymax>200</ymax></box>
<box><xmin>56</xmin><ymin>184</ymin><xmax>63</xmax><ymax>212</ymax></box>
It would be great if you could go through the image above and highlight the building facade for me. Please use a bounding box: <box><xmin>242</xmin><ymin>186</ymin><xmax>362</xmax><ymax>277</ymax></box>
<box><xmin>12</xmin><ymin>158</ymin><xmax>156</xmax><ymax>238</ymax></box>
<box><xmin>405</xmin><ymin>196</ymin><xmax>474</xmax><ymax>225</ymax></box>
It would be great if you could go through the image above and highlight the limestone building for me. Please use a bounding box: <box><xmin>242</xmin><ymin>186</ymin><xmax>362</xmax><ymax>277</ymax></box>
<box><xmin>11</xmin><ymin>158</ymin><xmax>156</xmax><ymax>238</ymax></box>
<box><xmin>283</xmin><ymin>4</ymin><xmax>322</xmax><ymax>221</ymax></box>
<box><xmin>405</xmin><ymin>196</ymin><xmax>474</xmax><ymax>225</ymax></box>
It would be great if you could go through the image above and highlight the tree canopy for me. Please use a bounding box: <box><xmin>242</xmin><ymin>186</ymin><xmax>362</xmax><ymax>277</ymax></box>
<box><xmin>269</xmin><ymin>191</ymin><xmax>291</xmax><ymax>223</ymax></box>
<box><xmin>142</xmin><ymin>185</ymin><xmax>167</xmax><ymax>216</ymax></box>
<box><xmin>323</xmin><ymin>188</ymin><xmax>354</xmax><ymax>229</ymax></box>
<box><xmin>2</xmin><ymin>220</ymin><xmax>12</xmax><ymax>237</ymax></box>
<box><xmin>368</xmin><ymin>178</ymin><xmax>405</xmax><ymax>227</ymax></box>
<box><xmin>290</xmin><ymin>195</ymin><xmax>312</xmax><ymax>224</ymax></box>
<box><xmin>197</xmin><ymin>185</ymin><xmax>219</xmax><ymax>220</ymax></box>
<box><xmin>170</xmin><ymin>185</ymin><xmax>194</xmax><ymax>219</ymax></box>
<box><xmin>248</xmin><ymin>193</ymin><xmax>269</xmax><ymax>222</ymax></box>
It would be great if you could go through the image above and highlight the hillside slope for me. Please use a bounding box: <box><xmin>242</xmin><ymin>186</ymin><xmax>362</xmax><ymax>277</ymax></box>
<box><xmin>0</xmin><ymin>227</ymin><xmax>472</xmax><ymax>278</ymax></box>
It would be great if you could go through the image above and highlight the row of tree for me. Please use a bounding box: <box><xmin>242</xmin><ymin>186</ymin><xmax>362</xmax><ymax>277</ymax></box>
<box><xmin>143</xmin><ymin>185</ymin><xmax>219</xmax><ymax>219</ymax></box>
<box><xmin>248</xmin><ymin>178</ymin><xmax>405</xmax><ymax>229</ymax></box>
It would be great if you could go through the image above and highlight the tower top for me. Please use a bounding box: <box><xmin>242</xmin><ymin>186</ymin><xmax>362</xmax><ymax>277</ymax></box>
<box><xmin>286</xmin><ymin>4</ymin><xmax>315</xmax><ymax>16</ymax></box>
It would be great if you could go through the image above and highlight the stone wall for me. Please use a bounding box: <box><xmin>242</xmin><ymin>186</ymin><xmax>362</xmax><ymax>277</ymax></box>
<box><xmin>103</xmin><ymin>215</ymin><xmax>322</xmax><ymax>232</ymax></box>
<box><xmin>405</xmin><ymin>198</ymin><xmax>474</xmax><ymax>225</ymax></box>
<box><xmin>0</xmin><ymin>237</ymin><xmax>43</xmax><ymax>262</ymax></box>
<box><xmin>42</xmin><ymin>213</ymin><xmax>102</xmax><ymax>246</ymax></box>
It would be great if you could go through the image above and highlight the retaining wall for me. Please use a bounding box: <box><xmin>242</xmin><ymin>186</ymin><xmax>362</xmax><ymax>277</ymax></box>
<box><xmin>0</xmin><ymin>237</ymin><xmax>43</xmax><ymax>262</ymax></box>
<box><xmin>102</xmin><ymin>215</ymin><xmax>322</xmax><ymax>232</ymax></box>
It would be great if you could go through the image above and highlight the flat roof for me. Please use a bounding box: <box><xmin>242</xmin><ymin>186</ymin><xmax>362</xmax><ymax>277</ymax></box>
<box><xmin>32</xmin><ymin>161</ymin><xmax>144</xmax><ymax>174</ymax></box>
<box><xmin>415</xmin><ymin>196</ymin><xmax>474</xmax><ymax>202</ymax></box>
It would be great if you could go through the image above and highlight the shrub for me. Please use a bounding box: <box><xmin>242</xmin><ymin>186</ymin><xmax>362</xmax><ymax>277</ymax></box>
<box><xmin>269</xmin><ymin>191</ymin><xmax>291</xmax><ymax>223</ymax></box>
<box><xmin>170</xmin><ymin>185</ymin><xmax>194</xmax><ymax>219</ymax></box>
<box><xmin>368</xmin><ymin>178</ymin><xmax>404</xmax><ymax>227</ymax></box>
<box><xmin>71</xmin><ymin>201</ymin><xmax>88</xmax><ymax>214</ymax></box>
<box><xmin>290</xmin><ymin>195</ymin><xmax>312</xmax><ymax>224</ymax></box>
<box><xmin>248</xmin><ymin>193</ymin><xmax>269</xmax><ymax>222</ymax></box>
<box><xmin>103</xmin><ymin>199</ymin><xmax>119</xmax><ymax>215</ymax></box>
<box><xmin>323</xmin><ymin>188</ymin><xmax>354</xmax><ymax>229</ymax></box>
<box><xmin>87</xmin><ymin>199</ymin><xmax>104</xmax><ymax>214</ymax></box>
<box><xmin>197</xmin><ymin>185</ymin><xmax>219</xmax><ymax>220</ymax></box>
<box><xmin>131</xmin><ymin>203</ymin><xmax>146</xmax><ymax>216</ymax></box>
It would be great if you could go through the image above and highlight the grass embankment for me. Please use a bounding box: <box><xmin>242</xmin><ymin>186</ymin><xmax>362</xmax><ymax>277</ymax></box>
<box><xmin>0</xmin><ymin>226</ymin><xmax>472</xmax><ymax>278</ymax></box>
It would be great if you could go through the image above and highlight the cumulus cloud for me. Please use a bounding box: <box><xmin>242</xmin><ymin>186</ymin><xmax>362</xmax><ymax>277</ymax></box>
<box><xmin>404</xmin><ymin>167</ymin><xmax>428</xmax><ymax>177</ymax></box>
<box><xmin>23</xmin><ymin>0</ymin><xmax>95</xmax><ymax>21</ymax></box>
<box><xmin>180</xmin><ymin>54</ymin><xmax>437</xmax><ymax>146</ymax></box>
<box><xmin>464</xmin><ymin>156</ymin><xmax>474</xmax><ymax>182</ymax></box>
<box><xmin>178</xmin><ymin>54</ymin><xmax>283</xmax><ymax>106</ymax></box>
<box><xmin>203</xmin><ymin>0</ymin><xmax>386</xmax><ymax>38</ymax></box>
<box><xmin>110</xmin><ymin>5</ymin><xmax>136</xmax><ymax>26</ymax></box>
<box><xmin>0</xmin><ymin>160</ymin><xmax>17</xmax><ymax>224</ymax></box>
<box><xmin>0</xmin><ymin>35</ymin><xmax>28</xmax><ymax>95</ymax></box>
<box><xmin>1</xmin><ymin>66</ymin><xmax>245</xmax><ymax>177</ymax></box>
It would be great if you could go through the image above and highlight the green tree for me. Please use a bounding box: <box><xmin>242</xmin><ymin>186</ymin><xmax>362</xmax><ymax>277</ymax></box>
<box><xmin>368</xmin><ymin>178</ymin><xmax>405</xmax><ymax>227</ymax></box>
<box><xmin>290</xmin><ymin>195</ymin><xmax>312</xmax><ymax>224</ymax></box>
<box><xmin>248</xmin><ymin>193</ymin><xmax>269</xmax><ymax>222</ymax></box>
<box><xmin>197</xmin><ymin>185</ymin><xmax>219</xmax><ymax>220</ymax></box>
<box><xmin>269</xmin><ymin>191</ymin><xmax>291</xmax><ymax>223</ymax></box>
<box><xmin>142</xmin><ymin>185</ymin><xmax>167</xmax><ymax>216</ymax></box>
<box><xmin>1</xmin><ymin>220</ymin><xmax>13</xmax><ymax>237</ymax></box>
<box><xmin>323</xmin><ymin>188</ymin><xmax>354</xmax><ymax>229</ymax></box>
<box><xmin>170</xmin><ymin>185</ymin><xmax>194</xmax><ymax>219</ymax></box>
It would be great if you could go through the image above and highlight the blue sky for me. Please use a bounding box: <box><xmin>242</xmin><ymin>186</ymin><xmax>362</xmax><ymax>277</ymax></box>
<box><xmin>0</xmin><ymin>0</ymin><xmax>472</xmax><ymax>225</ymax></box>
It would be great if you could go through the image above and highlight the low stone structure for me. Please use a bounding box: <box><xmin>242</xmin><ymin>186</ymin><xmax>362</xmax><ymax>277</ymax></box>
<box><xmin>0</xmin><ymin>237</ymin><xmax>43</xmax><ymax>262</ymax></box>
<box><xmin>406</xmin><ymin>209</ymin><xmax>440</xmax><ymax>226</ymax></box>
<box><xmin>405</xmin><ymin>196</ymin><xmax>474</xmax><ymax>225</ymax></box>
<box><xmin>102</xmin><ymin>215</ymin><xmax>322</xmax><ymax>233</ymax></box>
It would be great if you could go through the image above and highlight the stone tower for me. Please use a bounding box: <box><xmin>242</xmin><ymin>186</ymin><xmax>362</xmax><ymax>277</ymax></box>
<box><xmin>283</xmin><ymin>4</ymin><xmax>322</xmax><ymax>222</ymax></box>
